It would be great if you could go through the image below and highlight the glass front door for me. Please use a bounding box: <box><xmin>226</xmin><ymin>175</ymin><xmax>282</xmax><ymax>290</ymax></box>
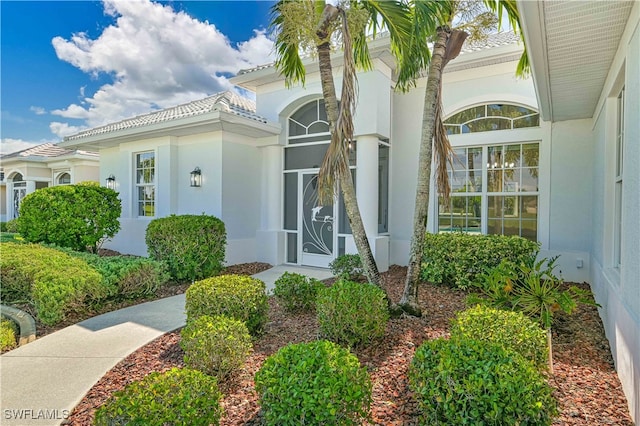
<box><xmin>300</xmin><ymin>172</ymin><xmax>335</xmax><ymax>268</ymax></box>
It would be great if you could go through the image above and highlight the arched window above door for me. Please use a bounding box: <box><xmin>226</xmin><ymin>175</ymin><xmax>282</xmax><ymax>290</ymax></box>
<box><xmin>444</xmin><ymin>103</ymin><xmax>539</xmax><ymax>135</ymax></box>
<box><xmin>288</xmin><ymin>99</ymin><xmax>330</xmax><ymax>143</ymax></box>
<box><xmin>57</xmin><ymin>172</ymin><xmax>71</xmax><ymax>185</ymax></box>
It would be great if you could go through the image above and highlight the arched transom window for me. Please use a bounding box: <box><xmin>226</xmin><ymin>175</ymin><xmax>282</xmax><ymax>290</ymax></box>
<box><xmin>288</xmin><ymin>99</ymin><xmax>330</xmax><ymax>143</ymax></box>
<box><xmin>444</xmin><ymin>103</ymin><xmax>539</xmax><ymax>135</ymax></box>
<box><xmin>57</xmin><ymin>172</ymin><xmax>71</xmax><ymax>185</ymax></box>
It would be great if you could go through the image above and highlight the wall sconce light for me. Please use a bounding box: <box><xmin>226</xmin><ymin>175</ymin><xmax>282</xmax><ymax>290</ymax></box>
<box><xmin>190</xmin><ymin>167</ymin><xmax>202</xmax><ymax>187</ymax></box>
<box><xmin>106</xmin><ymin>174</ymin><xmax>116</xmax><ymax>190</ymax></box>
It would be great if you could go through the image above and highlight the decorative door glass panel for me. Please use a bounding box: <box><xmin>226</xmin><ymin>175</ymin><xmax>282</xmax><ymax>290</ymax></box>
<box><xmin>302</xmin><ymin>174</ymin><xmax>333</xmax><ymax>256</ymax></box>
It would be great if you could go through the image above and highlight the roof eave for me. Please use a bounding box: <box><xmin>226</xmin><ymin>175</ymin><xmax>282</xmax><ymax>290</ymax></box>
<box><xmin>517</xmin><ymin>0</ymin><xmax>553</xmax><ymax>122</ymax></box>
<box><xmin>60</xmin><ymin>111</ymin><xmax>281</xmax><ymax>151</ymax></box>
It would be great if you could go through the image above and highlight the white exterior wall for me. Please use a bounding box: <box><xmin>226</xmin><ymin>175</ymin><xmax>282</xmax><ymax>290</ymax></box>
<box><xmin>543</xmin><ymin>119</ymin><xmax>593</xmax><ymax>283</ymax></box>
<box><xmin>222</xmin><ymin>141</ymin><xmax>262</xmax><ymax>265</ymax></box>
<box><xmin>588</xmin><ymin>10</ymin><xmax>640</xmax><ymax>421</ymax></box>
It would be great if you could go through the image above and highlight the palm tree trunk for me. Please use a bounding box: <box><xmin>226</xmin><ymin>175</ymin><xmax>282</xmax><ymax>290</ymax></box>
<box><xmin>399</xmin><ymin>27</ymin><xmax>451</xmax><ymax>317</ymax></box>
<box><xmin>316</xmin><ymin>42</ymin><xmax>382</xmax><ymax>288</ymax></box>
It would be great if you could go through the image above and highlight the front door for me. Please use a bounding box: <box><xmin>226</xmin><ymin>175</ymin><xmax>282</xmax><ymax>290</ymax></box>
<box><xmin>300</xmin><ymin>172</ymin><xmax>335</xmax><ymax>268</ymax></box>
<box><xmin>12</xmin><ymin>183</ymin><xmax>26</xmax><ymax>219</ymax></box>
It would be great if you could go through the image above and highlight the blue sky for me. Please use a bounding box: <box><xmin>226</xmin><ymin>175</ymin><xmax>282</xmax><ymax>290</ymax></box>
<box><xmin>1</xmin><ymin>0</ymin><xmax>276</xmax><ymax>154</ymax></box>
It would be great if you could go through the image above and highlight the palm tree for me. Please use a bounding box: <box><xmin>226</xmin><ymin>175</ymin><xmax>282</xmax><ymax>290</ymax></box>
<box><xmin>270</xmin><ymin>0</ymin><xmax>438</xmax><ymax>294</ymax></box>
<box><xmin>399</xmin><ymin>0</ymin><xmax>528</xmax><ymax>316</ymax></box>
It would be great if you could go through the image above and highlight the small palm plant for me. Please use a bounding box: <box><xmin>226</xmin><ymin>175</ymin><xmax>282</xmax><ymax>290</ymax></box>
<box><xmin>469</xmin><ymin>255</ymin><xmax>597</xmax><ymax>373</ymax></box>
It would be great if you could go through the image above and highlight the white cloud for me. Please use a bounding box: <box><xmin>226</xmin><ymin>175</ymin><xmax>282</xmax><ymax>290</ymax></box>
<box><xmin>50</xmin><ymin>0</ymin><xmax>274</xmax><ymax>132</ymax></box>
<box><xmin>30</xmin><ymin>106</ymin><xmax>46</xmax><ymax>115</ymax></box>
<box><xmin>0</xmin><ymin>138</ymin><xmax>53</xmax><ymax>155</ymax></box>
<box><xmin>49</xmin><ymin>122</ymin><xmax>87</xmax><ymax>138</ymax></box>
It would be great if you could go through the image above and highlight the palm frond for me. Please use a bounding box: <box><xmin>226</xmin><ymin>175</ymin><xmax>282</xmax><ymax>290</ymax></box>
<box><xmin>483</xmin><ymin>0</ymin><xmax>531</xmax><ymax>77</ymax></box>
<box><xmin>270</xmin><ymin>0</ymin><xmax>307</xmax><ymax>87</ymax></box>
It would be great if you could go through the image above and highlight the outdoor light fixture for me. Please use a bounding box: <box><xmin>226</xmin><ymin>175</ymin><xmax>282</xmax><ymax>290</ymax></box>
<box><xmin>190</xmin><ymin>167</ymin><xmax>202</xmax><ymax>187</ymax></box>
<box><xmin>106</xmin><ymin>174</ymin><xmax>116</xmax><ymax>190</ymax></box>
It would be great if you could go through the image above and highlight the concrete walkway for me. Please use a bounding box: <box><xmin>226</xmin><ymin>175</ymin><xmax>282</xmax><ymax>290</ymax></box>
<box><xmin>0</xmin><ymin>265</ymin><xmax>332</xmax><ymax>426</ymax></box>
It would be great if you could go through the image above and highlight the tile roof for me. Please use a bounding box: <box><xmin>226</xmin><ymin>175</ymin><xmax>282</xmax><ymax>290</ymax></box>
<box><xmin>1</xmin><ymin>143</ymin><xmax>98</xmax><ymax>160</ymax></box>
<box><xmin>237</xmin><ymin>31</ymin><xmax>521</xmax><ymax>76</ymax></box>
<box><xmin>64</xmin><ymin>91</ymin><xmax>266</xmax><ymax>142</ymax></box>
<box><xmin>458</xmin><ymin>31</ymin><xmax>521</xmax><ymax>54</ymax></box>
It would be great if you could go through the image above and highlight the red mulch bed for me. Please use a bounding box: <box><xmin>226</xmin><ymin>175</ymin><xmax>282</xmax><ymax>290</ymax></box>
<box><xmin>67</xmin><ymin>265</ymin><xmax>633</xmax><ymax>425</ymax></box>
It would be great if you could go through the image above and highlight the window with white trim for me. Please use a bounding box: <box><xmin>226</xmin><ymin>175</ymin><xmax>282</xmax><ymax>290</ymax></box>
<box><xmin>444</xmin><ymin>103</ymin><xmax>539</xmax><ymax>134</ymax></box>
<box><xmin>57</xmin><ymin>172</ymin><xmax>71</xmax><ymax>185</ymax></box>
<box><xmin>614</xmin><ymin>88</ymin><xmax>624</xmax><ymax>268</ymax></box>
<box><xmin>135</xmin><ymin>151</ymin><xmax>155</xmax><ymax>217</ymax></box>
<box><xmin>438</xmin><ymin>142</ymin><xmax>539</xmax><ymax>241</ymax></box>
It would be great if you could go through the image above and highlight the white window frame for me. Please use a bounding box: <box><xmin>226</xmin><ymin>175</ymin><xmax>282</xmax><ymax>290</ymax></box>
<box><xmin>613</xmin><ymin>88</ymin><xmax>624</xmax><ymax>268</ymax></box>
<box><xmin>135</xmin><ymin>151</ymin><xmax>156</xmax><ymax>218</ymax></box>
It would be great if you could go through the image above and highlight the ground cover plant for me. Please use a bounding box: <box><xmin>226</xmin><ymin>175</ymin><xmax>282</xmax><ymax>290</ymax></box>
<box><xmin>0</xmin><ymin>319</ymin><xmax>18</xmax><ymax>352</ymax></box>
<box><xmin>69</xmin><ymin>265</ymin><xmax>634</xmax><ymax>425</ymax></box>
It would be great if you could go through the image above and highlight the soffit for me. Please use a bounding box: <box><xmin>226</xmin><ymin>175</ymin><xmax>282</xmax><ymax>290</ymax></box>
<box><xmin>522</xmin><ymin>1</ymin><xmax>634</xmax><ymax>122</ymax></box>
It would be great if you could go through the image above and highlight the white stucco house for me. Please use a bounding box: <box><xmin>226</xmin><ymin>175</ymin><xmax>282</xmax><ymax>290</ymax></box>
<box><xmin>0</xmin><ymin>143</ymin><xmax>100</xmax><ymax>222</ymax></box>
<box><xmin>60</xmin><ymin>2</ymin><xmax>638</xmax><ymax>420</ymax></box>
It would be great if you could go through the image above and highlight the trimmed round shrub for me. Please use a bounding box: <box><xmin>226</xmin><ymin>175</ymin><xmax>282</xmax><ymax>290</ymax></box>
<box><xmin>94</xmin><ymin>367</ymin><xmax>223</xmax><ymax>426</ymax></box>
<box><xmin>255</xmin><ymin>340</ymin><xmax>372</xmax><ymax>426</ymax></box>
<box><xmin>185</xmin><ymin>274</ymin><xmax>267</xmax><ymax>335</ymax></box>
<box><xmin>329</xmin><ymin>254</ymin><xmax>364</xmax><ymax>281</ymax></box>
<box><xmin>181</xmin><ymin>315</ymin><xmax>252</xmax><ymax>380</ymax></box>
<box><xmin>409</xmin><ymin>338</ymin><xmax>557</xmax><ymax>425</ymax></box>
<box><xmin>17</xmin><ymin>182</ymin><xmax>121</xmax><ymax>253</ymax></box>
<box><xmin>145</xmin><ymin>214</ymin><xmax>226</xmax><ymax>281</ymax></box>
<box><xmin>0</xmin><ymin>243</ymin><xmax>107</xmax><ymax>325</ymax></box>
<box><xmin>273</xmin><ymin>272</ymin><xmax>324</xmax><ymax>312</ymax></box>
<box><xmin>451</xmin><ymin>305</ymin><xmax>548</xmax><ymax>370</ymax></box>
<box><xmin>316</xmin><ymin>279</ymin><xmax>388</xmax><ymax>348</ymax></box>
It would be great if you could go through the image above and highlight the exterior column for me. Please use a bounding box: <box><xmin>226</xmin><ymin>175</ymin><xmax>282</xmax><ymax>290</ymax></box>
<box><xmin>355</xmin><ymin>135</ymin><xmax>379</xmax><ymax>247</ymax></box>
<box><xmin>256</xmin><ymin>144</ymin><xmax>284</xmax><ymax>265</ymax></box>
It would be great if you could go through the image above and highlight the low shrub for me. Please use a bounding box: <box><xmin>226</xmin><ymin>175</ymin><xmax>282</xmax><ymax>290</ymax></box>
<box><xmin>145</xmin><ymin>214</ymin><xmax>226</xmax><ymax>281</ymax></box>
<box><xmin>421</xmin><ymin>232</ymin><xmax>540</xmax><ymax>289</ymax></box>
<box><xmin>185</xmin><ymin>274</ymin><xmax>267</xmax><ymax>335</ymax></box>
<box><xmin>255</xmin><ymin>340</ymin><xmax>372</xmax><ymax>426</ymax></box>
<box><xmin>51</xmin><ymin>247</ymin><xmax>169</xmax><ymax>299</ymax></box>
<box><xmin>94</xmin><ymin>367</ymin><xmax>223</xmax><ymax>426</ymax></box>
<box><xmin>0</xmin><ymin>243</ymin><xmax>106</xmax><ymax>325</ymax></box>
<box><xmin>0</xmin><ymin>222</ymin><xmax>7</xmax><ymax>232</ymax></box>
<box><xmin>0</xmin><ymin>319</ymin><xmax>17</xmax><ymax>352</ymax></box>
<box><xmin>17</xmin><ymin>182</ymin><xmax>121</xmax><ymax>253</ymax></box>
<box><xmin>451</xmin><ymin>305</ymin><xmax>548</xmax><ymax>370</ymax></box>
<box><xmin>316</xmin><ymin>280</ymin><xmax>388</xmax><ymax>348</ymax></box>
<box><xmin>329</xmin><ymin>254</ymin><xmax>364</xmax><ymax>281</ymax></box>
<box><xmin>181</xmin><ymin>315</ymin><xmax>252</xmax><ymax>381</ymax></box>
<box><xmin>409</xmin><ymin>337</ymin><xmax>557</xmax><ymax>425</ymax></box>
<box><xmin>273</xmin><ymin>272</ymin><xmax>324</xmax><ymax>312</ymax></box>
<box><xmin>5</xmin><ymin>219</ymin><xmax>19</xmax><ymax>233</ymax></box>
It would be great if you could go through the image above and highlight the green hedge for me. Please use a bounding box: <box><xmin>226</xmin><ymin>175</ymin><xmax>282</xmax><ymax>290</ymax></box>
<box><xmin>145</xmin><ymin>214</ymin><xmax>226</xmax><ymax>281</ymax></box>
<box><xmin>451</xmin><ymin>305</ymin><xmax>548</xmax><ymax>370</ymax></box>
<box><xmin>185</xmin><ymin>274</ymin><xmax>267</xmax><ymax>336</ymax></box>
<box><xmin>255</xmin><ymin>340</ymin><xmax>372</xmax><ymax>426</ymax></box>
<box><xmin>409</xmin><ymin>337</ymin><xmax>557</xmax><ymax>425</ymax></box>
<box><xmin>50</xmin><ymin>247</ymin><xmax>169</xmax><ymax>299</ymax></box>
<box><xmin>316</xmin><ymin>280</ymin><xmax>388</xmax><ymax>348</ymax></box>
<box><xmin>17</xmin><ymin>183</ymin><xmax>121</xmax><ymax>253</ymax></box>
<box><xmin>421</xmin><ymin>233</ymin><xmax>540</xmax><ymax>289</ymax></box>
<box><xmin>94</xmin><ymin>368</ymin><xmax>223</xmax><ymax>426</ymax></box>
<box><xmin>0</xmin><ymin>243</ymin><xmax>107</xmax><ymax>325</ymax></box>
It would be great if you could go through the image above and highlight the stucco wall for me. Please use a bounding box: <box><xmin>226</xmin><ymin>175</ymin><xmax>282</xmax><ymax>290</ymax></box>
<box><xmin>588</xmin><ymin>8</ymin><xmax>640</xmax><ymax>422</ymax></box>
